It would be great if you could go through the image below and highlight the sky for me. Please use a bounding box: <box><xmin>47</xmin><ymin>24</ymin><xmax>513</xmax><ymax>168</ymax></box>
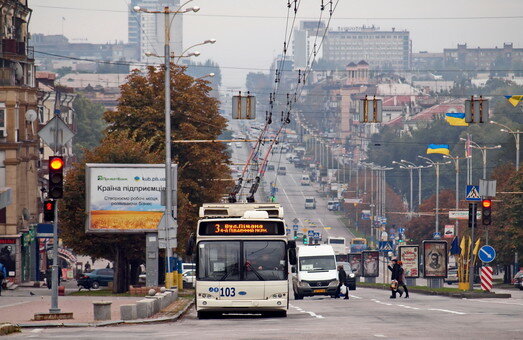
<box><xmin>30</xmin><ymin>0</ymin><xmax>523</xmax><ymax>88</ymax></box>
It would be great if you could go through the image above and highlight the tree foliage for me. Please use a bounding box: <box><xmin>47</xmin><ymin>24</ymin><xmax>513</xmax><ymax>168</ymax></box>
<box><xmin>72</xmin><ymin>95</ymin><xmax>105</xmax><ymax>159</ymax></box>
<box><xmin>104</xmin><ymin>65</ymin><xmax>231</xmax><ymax>253</ymax></box>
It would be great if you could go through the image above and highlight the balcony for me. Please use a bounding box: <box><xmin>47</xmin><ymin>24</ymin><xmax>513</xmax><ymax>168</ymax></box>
<box><xmin>1</xmin><ymin>39</ymin><xmax>31</xmax><ymax>60</ymax></box>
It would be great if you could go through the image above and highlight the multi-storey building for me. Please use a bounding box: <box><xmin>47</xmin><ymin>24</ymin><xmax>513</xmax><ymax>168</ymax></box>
<box><xmin>293</xmin><ymin>21</ymin><xmax>326</xmax><ymax>69</ymax></box>
<box><xmin>443</xmin><ymin>43</ymin><xmax>523</xmax><ymax>70</ymax></box>
<box><xmin>129</xmin><ymin>0</ymin><xmax>183</xmax><ymax>63</ymax></box>
<box><xmin>0</xmin><ymin>0</ymin><xmax>39</xmax><ymax>284</ymax></box>
<box><xmin>322</xmin><ymin>25</ymin><xmax>410</xmax><ymax>71</ymax></box>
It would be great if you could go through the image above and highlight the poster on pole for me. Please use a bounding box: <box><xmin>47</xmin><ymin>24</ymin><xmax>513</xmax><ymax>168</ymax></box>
<box><xmin>348</xmin><ymin>253</ymin><xmax>362</xmax><ymax>277</ymax></box>
<box><xmin>86</xmin><ymin>164</ymin><xmax>176</xmax><ymax>233</ymax></box>
<box><xmin>362</xmin><ymin>250</ymin><xmax>379</xmax><ymax>277</ymax></box>
<box><xmin>422</xmin><ymin>240</ymin><xmax>448</xmax><ymax>278</ymax></box>
<box><xmin>398</xmin><ymin>245</ymin><xmax>419</xmax><ymax>278</ymax></box>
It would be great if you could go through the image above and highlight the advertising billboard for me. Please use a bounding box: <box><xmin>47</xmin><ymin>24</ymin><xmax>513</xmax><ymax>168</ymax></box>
<box><xmin>398</xmin><ymin>245</ymin><xmax>420</xmax><ymax>278</ymax></box>
<box><xmin>0</xmin><ymin>238</ymin><xmax>16</xmax><ymax>277</ymax></box>
<box><xmin>422</xmin><ymin>240</ymin><xmax>448</xmax><ymax>278</ymax></box>
<box><xmin>362</xmin><ymin>250</ymin><xmax>379</xmax><ymax>277</ymax></box>
<box><xmin>86</xmin><ymin>164</ymin><xmax>176</xmax><ymax>233</ymax></box>
<box><xmin>348</xmin><ymin>253</ymin><xmax>362</xmax><ymax>277</ymax></box>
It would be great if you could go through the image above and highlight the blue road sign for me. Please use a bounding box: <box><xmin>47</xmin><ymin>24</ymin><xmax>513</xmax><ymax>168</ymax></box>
<box><xmin>293</xmin><ymin>224</ymin><xmax>299</xmax><ymax>230</ymax></box>
<box><xmin>378</xmin><ymin>241</ymin><xmax>393</xmax><ymax>252</ymax></box>
<box><xmin>433</xmin><ymin>232</ymin><xmax>442</xmax><ymax>239</ymax></box>
<box><xmin>308</xmin><ymin>230</ymin><xmax>315</xmax><ymax>237</ymax></box>
<box><xmin>314</xmin><ymin>232</ymin><xmax>320</xmax><ymax>239</ymax></box>
<box><xmin>398</xmin><ymin>227</ymin><xmax>405</xmax><ymax>234</ymax></box>
<box><xmin>466</xmin><ymin>185</ymin><xmax>481</xmax><ymax>201</ymax></box>
<box><xmin>478</xmin><ymin>245</ymin><xmax>496</xmax><ymax>263</ymax></box>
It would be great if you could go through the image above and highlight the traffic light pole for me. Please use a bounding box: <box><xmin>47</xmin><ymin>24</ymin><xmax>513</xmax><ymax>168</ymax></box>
<box><xmin>469</xmin><ymin>202</ymin><xmax>477</xmax><ymax>292</ymax></box>
<box><xmin>49</xmin><ymin>200</ymin><xmax>60</xmax><ymax>313</ymax></box>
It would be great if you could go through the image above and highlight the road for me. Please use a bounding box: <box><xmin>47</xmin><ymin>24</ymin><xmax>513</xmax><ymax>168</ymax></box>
<box><xmin>12</xmin><ymin>287</ymin><xmax>523</xmax><ymax>339</ymax></box>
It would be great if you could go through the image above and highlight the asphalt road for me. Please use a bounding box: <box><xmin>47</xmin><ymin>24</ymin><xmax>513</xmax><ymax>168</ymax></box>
<box><xmin>13</xmin><ymin>287</ymin><xmax>523</xmax><ymax>339</ymax></box>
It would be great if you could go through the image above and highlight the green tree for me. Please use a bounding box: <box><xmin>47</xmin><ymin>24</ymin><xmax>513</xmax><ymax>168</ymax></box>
<box><xmin>72</xmin><ymin>95</ymin><xmax>105</xmax><ymax>159</ymax></box>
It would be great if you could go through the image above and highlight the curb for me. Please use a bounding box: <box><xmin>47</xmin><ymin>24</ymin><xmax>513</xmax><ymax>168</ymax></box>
<box><xmin>0</xmin><ymin>323</ymin><xmax>21</xmax><ymax>336</ymax></box>
<box><xmin>16</xmin><ymin>299</ymin><xmax>194</xmax><ymax>329</ymax></box>
<box><xmin>357</xmin><ymin>283</ymin><xmax>512</xmax><ymax>299</ymax></box>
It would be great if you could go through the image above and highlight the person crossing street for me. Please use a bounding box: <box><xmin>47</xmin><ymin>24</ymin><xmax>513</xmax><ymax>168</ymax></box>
<box><xmin>335</xmin><ymin>265</ymin><xmax>349</xmax><ymax>299</ymax></box>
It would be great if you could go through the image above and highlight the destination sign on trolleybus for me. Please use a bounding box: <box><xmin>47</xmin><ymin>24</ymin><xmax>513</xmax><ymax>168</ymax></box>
<box><xmin>199</xmin><ymin>221</ymin><xmax>285</xmax><ymax>236</ymax></box>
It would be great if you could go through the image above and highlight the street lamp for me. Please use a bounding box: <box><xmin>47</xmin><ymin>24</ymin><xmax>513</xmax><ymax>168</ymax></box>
<box><xmin>195</xmin><ymin>72</ymin><xmax>215</xmax><ymax>81</ymax></box>
<box><xmin>392</xmin><ymin>160</ymin><xmax>414</xmax><ymax>213</ymax></box>
<box><xmin>134</xmin><ymin>3</ymin><xmax>200</xmax><ymax>288</ymax></box>
<box><xmin>177</xmin><ymin>39</ymin><xmax>216</xmax><ymax>63</ymax></box>
<box><xmin>490</xmin><ymin>120</ymin><xmax>521</xmax><ymax>170</ymax></box>
<box><xmin>443</xmin><ymin>154</ymin><xmax>468</xmax><ymax>239</ymax></box>
<box><xmin>144</xmin><ymin>51</ymin><xmax>201</xmax><ymax>59</ymax></box>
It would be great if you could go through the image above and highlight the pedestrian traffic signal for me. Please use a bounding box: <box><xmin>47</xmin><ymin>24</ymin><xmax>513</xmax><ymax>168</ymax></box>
<box><xmin>302</xmin><ymin>235</ymin><xmax>308</xmax><ymax>245</ymax></box>
<box><xmin>481</xmin><ymin>199</ymin><xmax>492</xmax><ymax>226</ymax></box>
<box><xmin>43</xmin><ymin>200</ymin><xmax>55</xmax><ymax>222</ymax></box>
<box><xmin>48</xmin><ymin>156</ymin><xmax>64</xmax><ymax>199</ymax></box>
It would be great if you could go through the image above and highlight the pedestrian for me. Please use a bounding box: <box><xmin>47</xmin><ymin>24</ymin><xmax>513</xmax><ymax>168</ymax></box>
<box><xmin>0</xmin><ymin>261</ymin><xmax>7</xmax><ymax>296</ymax></box>
<box><xmin>335</xmin><ymin>265</ymin><xmax>349</xmax><ymax>299</ymax></box>
<box><xmin>387</xmin><ymin>259</ymin><xmax>402</xmax><ymax>299</ymax></box>
<box><xmin>84</xmin><ymin>261</ymin><xmax>91</xmax><ymax>273</ymax></box>
<box><xmin>397</xmin><ymin>261</ymin><xmax>409</xmax><ymax>298</ymax></box>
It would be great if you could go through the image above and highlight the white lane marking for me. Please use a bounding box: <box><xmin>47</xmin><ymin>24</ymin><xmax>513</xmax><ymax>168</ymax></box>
<box><xmin>374</xmin><ymin>335</ymin><xmax>386</xmax><ymax>338</ymax></box>
<box><xmin>30</xmin><ymin>329</ymin><xmax>43</xmax><ymax>333</ymax></box>
<box><xmin>349</xmin><ymin>295</ymin><xmax>362</xmax><ymax>299</ymax></box>
<box><xmin>290</xmin><ymin>304</ymin><xmax>324</xmax><ymax>319</ymax></box>
<box><xmin>468</xmin><ymin>299</ymin><xmax>523</xmax><ymax>306</ymax></box>
<box><xmin>428</xmin><ymin>308</ymin><xmax>466</xmax><ymax>315</ymax></box>
<box><xmin>0</xmin><ymin>301</ymin><xmax>33</xmax><ymax>309</ymax></box>
<box><xmin>397</xmin><ymin>304</ymin><xmax>420</xmax><ymax>310</ymax></box>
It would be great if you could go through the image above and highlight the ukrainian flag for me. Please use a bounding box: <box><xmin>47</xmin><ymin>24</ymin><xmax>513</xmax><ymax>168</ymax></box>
<box><xmin>505</xmin><ymin>95</ymin><xmax>523</xmax><ymax>107</ymax></box>
<box><xmin>427</xmin><ymin>144</ymin><xmax>450</xmax><ymax>155</ymax></box>
<box><xmin>445</xmin><ymin>113</ymin><xmax>468</xmax><ymax>126</ymax></box>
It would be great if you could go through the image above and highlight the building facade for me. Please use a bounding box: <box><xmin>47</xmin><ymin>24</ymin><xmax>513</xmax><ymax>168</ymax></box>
<box><xmin>0</xmin><ymin>0</ymin><xmax>39</xmax><ymax>284</ymax></box>
<box><xmin>322</xmin><ymin>25</ymin><xmax>410</xmax><ymax>71</ymax></box>
<box><xmin>443</xmin><ymin>43</ymin><xmax>523</xmax><ymax>70</ymax></box>
<box><xmin>129</xmin><ymin>0</ymin><xmax>183</xmax><ymax>63</ymax></box>
<box><xmin>293</xmin><ymin>21</ymin><xmax>326</xmax><ymax>69</ymax></box>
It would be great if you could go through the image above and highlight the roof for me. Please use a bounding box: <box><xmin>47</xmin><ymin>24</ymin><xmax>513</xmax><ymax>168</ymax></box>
<box><xmin>357</xmin><ymin>60</ymin><xmax>369</xmax><ymax>66</ymax></box>
<box><xmin>376</xmin><ymin>83</ymin><xmax>421</xmax><ymax>96</ymax></box>
<box><xmin>411</xmin><ymin>100</ymin><xmax>465</xmax><ymax>121</ymax></box>
<box><xmin>382</xmin><ymin>96</ymin><xmax>415</xmax><ymax>106</ymax></box>
<box><xmin>57</xmin><ymin>73</ymin><xmax>128</xmax><ymax>89</ymax></box>
<box><xmin>35</xmin><ymin>71</ymin><xmax>56</xmax><ymax>80</ymax></box>
<box><xmin>347</xmin><ymin>62</ymin><xmax>357</xmax><ymax>67</ymax></box>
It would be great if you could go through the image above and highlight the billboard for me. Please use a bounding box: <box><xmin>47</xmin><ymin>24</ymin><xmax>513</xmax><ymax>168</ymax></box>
<box><xmin>362</xmin><ymin>250</ymin><xmax>379</xmax><ymax>277</ymax></box>
<box><xmin>423</xmin><ymin>240</ymin><xmax>448</xmax><ymax>278</ymax></box>
<box><xmin>348</xmin><ymin>253</ymin><xmax>362</xmax><ymax>277</ymax></box>
<box><xmin>398</xmin><ymin>245</ymin><xmax>419</xmax><ymax>278</ymax></box>
<box><xmin>0</xmin><ymin>238</ymin><xmax>16</xmax><ymax>277</ymax></box>
<box><xmin>86</xmin><ymin>164</ymin><xmax>176</xmax><ymax>233</ymax></box>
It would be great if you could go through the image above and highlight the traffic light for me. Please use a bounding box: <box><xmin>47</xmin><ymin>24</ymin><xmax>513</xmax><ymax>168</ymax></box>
<box><xmin>302</xmin><ymin>235</ymin><xmax>308</xmax><ymax>245</ymax></box>
<box><xmin>48</xmin><ymin>156</ymin><xmax>64</xmax><ymax>199</ymax></box>
<box><xmin>481</xmin><ymin>199</ymin><xmax>492</xmax><ymax>226</ymax></box>
<box><xmin>468</xmin><ymin>203</ymin><xmax>477</xmax><ymax>228</ymax></box>
<box><xmin>43</xmin><ymin>200</ymin><xmax>55</xmax><ymax>222</ymax></box>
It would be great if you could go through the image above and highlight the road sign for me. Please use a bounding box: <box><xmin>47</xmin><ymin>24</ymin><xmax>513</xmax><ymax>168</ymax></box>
<box><xmin>292</xmin><ymin>224</ymin><xmax>298</xmax><ymax>231</ymax></box>
<box><xmin>398</xmin><ymin>227</ymin><xmax>405</xmax><ymax>234</ymax></box>
<box><xmin>38</xmin><ymin>116</ymin><xmax>75</xmax><ymax>153</ymax></box>
<box><xmin>466</xmin><ymin>185</ymin><xmax>481</xmax><ymax>201</ymax></box>
<box><xmin>433</xmin><ymin>232</ymin><xmax>442</xmax><ymax>239</ymax></box>
<box><xmin>308</xmin><ymin>230</ymin><xmax>315</xmax><ymax>237</ymax></box>
<box><xmin>480</xmin><ymin>266</ymin><xmax>493</xmax><ymax>292</ymax></box>
<box><xmin>449</xmin><ymin>210</ymin><xmax>482</xmax><ymax>220</ymax></box>
<box><xmin>314</xmin><ymin>232</ymin><xmax>320</xmax><ymax>239</ymax></box>
<box><xmin>478</xmin><ymin>245</ymin><xmax>496</xmax><ymax>263</ymax></box>
<box><xmin>479</xmin><ymin>179</ymin><xmax>497</xmax><ymax>197</ymax></box>
<box><xmin>443</xmin><ymin>225</ymin><xmax>454</xmax><ymax>238</ymax></box>
<box><xmin>378</xmin><ymin>241</ymin><xmax>393</xmax><ymax>252</ymax></box>
<box><xmin>293</xmin><ymin>218</ymin><xmax>299</xmax><ymax>225</ymax></box>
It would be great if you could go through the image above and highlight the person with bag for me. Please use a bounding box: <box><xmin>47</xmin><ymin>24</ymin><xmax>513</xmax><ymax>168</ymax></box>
<box><xmin>387</xmin><ymin>259</ymin><xmax>402</xmax><ymax>299</ymax></box>
<box><xmin>0</xmin><ymin>261</ymin><xmax>7</xmax><ymax>296</ymax></box>
<box><xmin>397</xmin><ymin>261</ymin><xmax>409</xmax><ymax>298</ymax></box>
<box><xmin>335</xmin><ymin>265</ymin><xmax>349</xmax><ymax>300</ymax></box>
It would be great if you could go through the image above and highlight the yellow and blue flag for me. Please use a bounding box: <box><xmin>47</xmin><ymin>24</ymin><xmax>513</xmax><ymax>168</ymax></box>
<box><xmin>427</xmin><ymin>144</ymin><xmax>450</xmax><ymax>155</ymax></box>
<box><xmin>505</xmin><ymin>95</ymin><xmax>523</xmax><ymax>107</ymax></box>
<box><xmin>445</xmin><ymin>113</ymin><xmax>468</xmax><ymax>126</ymax></box>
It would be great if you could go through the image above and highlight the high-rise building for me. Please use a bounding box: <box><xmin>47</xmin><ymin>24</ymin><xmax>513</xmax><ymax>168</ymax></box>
<box><xmin>128</xmin><ymin>0</ymin><xmax>183</xmax><ymax>62</ymax></box>
<box><xmin>322</xmin><ymin>25</ymin><xmax>410</xmax><ymax>70</ymax></box>
<box><xmin>293</xmin><ymin>21</ymin><xmax>325</xmax><ymax>69</ymax></box>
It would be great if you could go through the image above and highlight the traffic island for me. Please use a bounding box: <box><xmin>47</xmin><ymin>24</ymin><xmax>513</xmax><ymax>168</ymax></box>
<box><xmin>357</xmin><ymin>282</ymin><xmax>512</xmax><ymax>298</ymax></box>
<box><xmin>33</xmin><ymin>312</ymin><xmax>74</xmax><ymax>321</ymax></box>
<box><xmin>0</xmin><ymin>323</ymin><xmax>20</xmax><ymax>336</ymax></box>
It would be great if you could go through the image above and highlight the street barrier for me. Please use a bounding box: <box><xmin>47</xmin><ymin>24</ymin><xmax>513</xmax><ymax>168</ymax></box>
<box><xmin>120</xmin><ymin>304</ymin><xmax>137</xmax><ymax>320</ymax></box>
<box><xmin>93</xmin><ymin>301</ymin><xmax>112</xmax><ymax>321</ymax></box>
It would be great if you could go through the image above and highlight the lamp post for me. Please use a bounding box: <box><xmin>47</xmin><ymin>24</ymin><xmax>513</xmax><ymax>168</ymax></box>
<box><xmin>470</xmin><ymin>141</ymin><xmax>502</xmax><ymax>180</ymax></box>
<box><xmin>490</xmin><ymin>120</ymin><xmax>521</xmax><ymax>170</ymax></box>
<box><xmin>134</xmin><ymin>3</ymin><xmax>200</xmax><ymax>288</ymax></box>
<box><xmin>392</xmin><ymin>161</ymin><xmax>414</xmax><ymax>213</ymax></box>
<box><xmin>145</xmin><ymin>51</ymin><xmax>201</xmax><ymax>59</ymax></box>
<box><xmin>444</xmin><ymin>155</ymin><xmax>468</xmax><ymax>239</ymax></box>
<box><xmin>195</xmin><ymin>72</ymin><xmax>215</xmax><ymax>81</ymax></box>
<box><xmin>176</xmin><ymin>38</ymin><xmax>216</xmax><ymax>63</ymax></box>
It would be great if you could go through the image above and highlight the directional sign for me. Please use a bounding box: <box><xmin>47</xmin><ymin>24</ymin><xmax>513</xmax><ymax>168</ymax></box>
<box><xmin>38</xmin><ymin>116</ymin><xmax>75</xmax><ymax>153</ymax></box>
<box><xmin>308</xmin><ymin>230</ymin><xmax>315</xmax><ymax>237</ymax></box>
<box><xmin>292</xmin><ymin>224</ymin><xmax>298</xmax><ymax>231</ymax></box>
<box><xmin>466</xmin><ymin>185</ymin><xmax>481</xmax><ymax>201</ymax></box>
<box><xmin>478</xmin><ymin>245</ymin><xmax>496</xmax><ymax>263</ymax></box>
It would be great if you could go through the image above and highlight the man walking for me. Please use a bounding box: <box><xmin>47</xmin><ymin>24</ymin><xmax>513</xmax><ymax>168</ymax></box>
<box><xmin>388</xmin><ymin>259</ymin><xmax>402</xmax><ymax>298</ymax></box>
<box><xmin>0</xmin><ymin>261</ymin><xmax>7</xmax><ymax>296</ymax></box>
<box><xmin>335</xmin><ymin>265</ymin><xmax>349</xmax><ymax>299</ymax></box>
<box><xmin>397</xmin><ymin>261</ymin><xmax>409</xmax><ymax>298</ymax></box>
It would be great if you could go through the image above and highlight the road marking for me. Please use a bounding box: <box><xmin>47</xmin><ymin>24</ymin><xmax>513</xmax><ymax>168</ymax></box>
<box><xmin>374</xmin><ymin>334</ymin><xmax>386</xmax><ymax>338</ymax></box>
<box><xmin>468</xmin><ymin>299</ymin><xmax>523</xmax><ymax>306</ymax></box>
<box><xmin>428</xmin><ymin>308</ymin><xmax>466</xmax><ymax>315</ymax></box>
<box><xmin>0</xmin><ymin>301</ymin><xmax>33</xmax><ymax>309</ymax></box>
<box><xmin>30</xmin><ymin>329</ymin><xmax>43</xmax><ymax>333</ymax></box>
<box><xmin>349</xmin><ymin>295</ymin><xmax>362</xmax><ymax>299</ymax></box>
<box><xmin>290</xmin><ymin>304</ymin><xmax>324</xmax><ymax>319</ymax></box>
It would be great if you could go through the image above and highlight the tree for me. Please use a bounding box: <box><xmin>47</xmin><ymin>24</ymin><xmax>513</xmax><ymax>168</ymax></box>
<box><xmin>104</xmin><ymin>65</ymin><xmax>231</xmax><ymax>254</ymax></box>
<box><xmin>61</xmin><ymin>132</ymin><xmax>162</xmax><ymax>292</ymax></box>
<box><xmin>72</xmin><ymin>95</ymin><xmax>105</xmax><ymax>160</ymax></box>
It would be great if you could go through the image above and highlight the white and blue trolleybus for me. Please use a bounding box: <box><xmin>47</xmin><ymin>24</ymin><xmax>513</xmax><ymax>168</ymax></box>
<box><xmin>192</xmin><ymin>203</ymin><xmax>296</xmax><ymax>319</ymax></box>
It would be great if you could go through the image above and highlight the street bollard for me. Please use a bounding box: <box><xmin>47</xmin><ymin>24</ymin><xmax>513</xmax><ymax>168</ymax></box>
<box><xmin>120</xmin><ymin>304</ymin><xmax>137</xmax><ymax>320</ymax></box>
<box><xmin>93</xmin><ymin>301</ymin><xmax>112</xmax><ymax>321</ymax></box>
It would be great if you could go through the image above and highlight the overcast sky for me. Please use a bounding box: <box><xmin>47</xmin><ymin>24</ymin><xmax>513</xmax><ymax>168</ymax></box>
<box><xmin>31</xmin><ymin>0</ymin><xmax>523</xmax><ymax>87</ymax></box>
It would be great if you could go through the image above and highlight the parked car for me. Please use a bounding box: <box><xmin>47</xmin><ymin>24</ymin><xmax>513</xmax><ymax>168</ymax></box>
<box><xmin>277</xmin><ymin>166</ymin><xmax>287</xmax><ymax>175</ymax></box>
<box><xmin>444</xmin><ymin>267</ymin><xmax>458</xmax><ymax>285</ymax></box>
<box><xmin>267</xmin><ymin>164</ymin><xmax>275</xmax><ymax>171</ymax></box>
<box><xmin>77</xmin><ymin>268</ymin><xmax>114</xmax><ymax>290</ymax></box>
<box><xmin>183</xmin><ymin>270</ymin><xmax>196</xmax><ymax>284</ymax></box>
<box><xmin>513</xmin><ymin>270</ymin><xmax>523</xmax><ymax>290</ymax></box>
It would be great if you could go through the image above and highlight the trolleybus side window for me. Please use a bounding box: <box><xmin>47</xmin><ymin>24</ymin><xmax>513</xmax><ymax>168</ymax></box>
<box><xmin>244</xmin><ymin>241</ymin><xmax>286</xmax><ymax>281</ymax></box>
<box><xmin>198</xmin><ymin>242</ymin><xmax>241</xmax><ymax>281</ymax></box>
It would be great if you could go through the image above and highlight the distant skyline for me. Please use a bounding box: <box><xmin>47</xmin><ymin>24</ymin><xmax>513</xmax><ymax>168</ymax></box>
<box><xmin>31</xmin><ymin>0</ymin><xmax>523</xmax><ymax>87</ymax></box>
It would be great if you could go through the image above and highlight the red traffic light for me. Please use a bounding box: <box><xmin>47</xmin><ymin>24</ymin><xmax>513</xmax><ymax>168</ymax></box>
<box><xmin>482</xmin><ymin>199</ymin><xmax>492</xmax><ymax>208</ymax></box>
<box><xmin>44</xmin><ymin>202</ymin><xmax>53</xmax><ymax>211</ymax></box>
<box><xmin>49</xmin><ymin>157</ymin><xmax>64</xmax><ymax>170</ymax></box>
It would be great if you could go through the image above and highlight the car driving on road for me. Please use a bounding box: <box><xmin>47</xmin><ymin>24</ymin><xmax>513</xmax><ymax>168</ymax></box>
<box><xmin>77</xmin><ymin>268</ymin><xmax>114</xmax><ymax>289</ymax></box>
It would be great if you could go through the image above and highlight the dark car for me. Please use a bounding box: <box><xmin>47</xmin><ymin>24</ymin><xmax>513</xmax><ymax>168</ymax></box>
<box><xmin>77</xmin><ymin>268</ymin><xmax>114</xmax><ymax>289</ymax></box>
<box><xmin>267</xmin><ymin>164</ymin><xmax>275</xmax><ymax>171</ymax></box>
<box><xmin>513</xmin><ymin>270</ymin><xmax>523</xmax><ymax>290</ymax></box>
